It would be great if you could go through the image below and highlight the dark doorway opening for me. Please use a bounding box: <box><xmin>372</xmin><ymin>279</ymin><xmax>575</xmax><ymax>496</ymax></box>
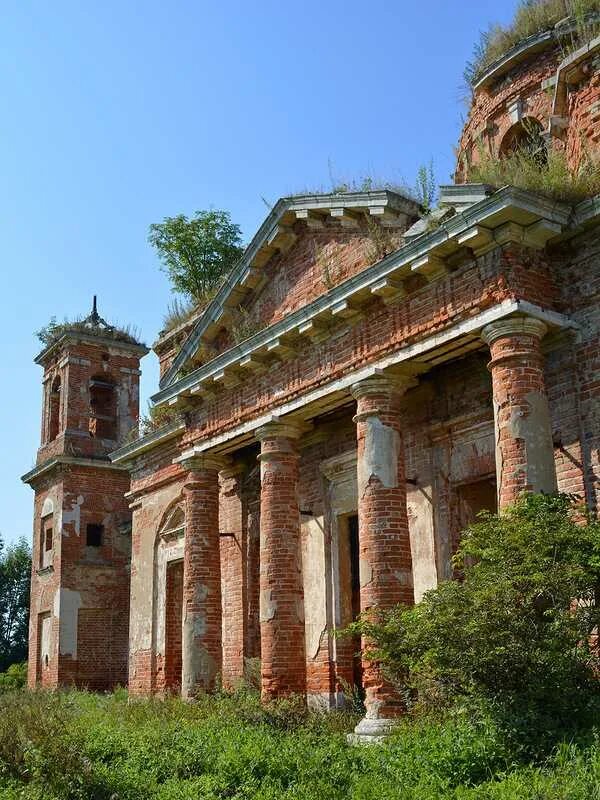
<box><xmin>165</xmin><ymin>560</ymin><xmax>183</xmax><ymax>692</ymax></box>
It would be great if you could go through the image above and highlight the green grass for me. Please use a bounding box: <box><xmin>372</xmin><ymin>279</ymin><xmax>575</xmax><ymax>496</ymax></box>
<box><xmin>468</xmin><ymin>144</ymin><xmax>600</xmax><ymax>203</ymax></box>
<box><xmin>466</xmin><ymin>0</ymin><xmax>600</xmax><ymax>84</ymax></box>
<box><xmin>1</xmin><ymin>688</ymin><xmax>600</xmax><ymax>799</ymax></box>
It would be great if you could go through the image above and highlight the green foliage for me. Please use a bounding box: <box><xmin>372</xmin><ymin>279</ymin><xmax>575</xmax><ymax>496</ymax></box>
<box><xmin>348</xmin><ymin>494</ymin><xmax>600</xmax><ymax>735</ymax></box>
<box><xmin>139</xmin><ymin>403</ymin><xmax>183</xmax><ymax>437</ymax></box>
<box><xmin>36</xmin><ymin>316</ymin><xmax>142</xmax><ymax>349</ymax></box>
<box><xmin>470</xmin><ymin>141</ymin><xmax>600</xmax><ymax>202</ymax></box>
<box><xmin>465</xmin><ymin>0</ymin><xmax>600</xmax><ymax>85</ymax></box>
<box><xmin>149</xmin><ymin>210</ymin><xmax>244</xmax><ymax>302</ymax></box>
<box><xmin>0</xmin><ymin>663</ymin><xmax>27</xmax><ymax>692</ymax></box>
<box><xmin>415</xmin><ymin>161</ymin><xmax>437</xmax><ymax>214</ymax></box>
<box><xmin>0</xmin><ymin>688</ymin><xmax>600</xmax><ymax>798</ymax></box>
<box><xmin>0</xmin><ymin>536</ymin><xmax>30</xmax><ymax>673</ymax></box>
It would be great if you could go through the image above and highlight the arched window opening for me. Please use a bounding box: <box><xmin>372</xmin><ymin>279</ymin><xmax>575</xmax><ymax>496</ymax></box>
<box><xmin>89</xmin><ymin>375</ymin><xmax>117</xmax><ymax>440</ymax></box>
<box><xmin>40</xmin><ymin>515</ymin><xmax>54</xmax><ymax>569</ymax></box>
<box><xmin>48</xmin><ymin>376</ymin><xmax>61</xmax><ymax>442</ymax></box>
<box><xmin>499</xmin><ymin>118</ymin><xmax>547</xmax><ymax>165</ymax></box>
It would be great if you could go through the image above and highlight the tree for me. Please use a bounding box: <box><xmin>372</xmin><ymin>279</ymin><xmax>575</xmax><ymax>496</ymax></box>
<box><xmin>0</xmin><ymin>535</ymin><xmax>31</xmax><ymax>673</ymax></box>
<box><xmin>148</xmin><ymin>210</ymin><xmax>244</xmax><ymax>302</ymax></box>
<box><xmin>349</xmin><ymin>494</ymin><xmax>600</xmax><ymax>723</ymax></box>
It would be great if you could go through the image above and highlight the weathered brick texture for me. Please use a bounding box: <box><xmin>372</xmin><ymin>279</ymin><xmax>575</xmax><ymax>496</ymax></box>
<box><xmin>352</xmin><ymin>374</ymin><xmax>415</xmax><ymax>719</ymax></box>
<box><xmin>181</xmin><ymin>462</ymin><xmax>223</xmax><ymax>698</ymax></box>
<box><xmin>482</xmin><ymin>317</ymin><xmax>556</xmax><ymax>508</ymax></box>
<box><xmin>257</xmin><ymin>423</ymin><xmax>306</xmax><ymax>700</ymax></box>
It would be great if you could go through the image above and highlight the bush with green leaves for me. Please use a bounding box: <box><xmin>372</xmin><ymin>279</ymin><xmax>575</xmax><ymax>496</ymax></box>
<box><xmin>348</xmin><ymin>493</ymin><xmax>600</xmax><ymax>734</ymax></box>
<box><xmin>0</xmin><ymin>663</ymin><xmax>26</xmax><ymax>693</ymax></box>
<box><xmin>149</xmin><ymin>210</ymin><xmax>244</xmax><ymax>303</ymax></box>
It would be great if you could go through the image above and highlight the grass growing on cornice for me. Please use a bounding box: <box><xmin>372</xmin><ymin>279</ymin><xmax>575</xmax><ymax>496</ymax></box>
<box><xmin>469</xmin><ymin>145</ymin><xmax>600</xmax><ymax>203</ymax></box>
<box><xmin>465</xmin><ymin>0</ymin><xmax>600</xmax><ymax>85</ymax></box>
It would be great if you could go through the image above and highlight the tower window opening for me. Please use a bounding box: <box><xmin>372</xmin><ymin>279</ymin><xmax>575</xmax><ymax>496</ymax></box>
<box><xmin>40</xmin><ymin>518</ymin><xmax>54</xmax><ymax>568</ymax></box>
<box><xmin>499</xmin><ymin>117</ymin><xmax>547</xmax><ymax>165</ymax></box>
<box><xmin>89</xmin><ymin>376</ymin><xmax>117</xmax><ymax>440</ymax></box>
<box><xmin>86</xmin><ymin>523</ymin><xmax>104</xmax><ymax>548</ymax></box>
<box><xmin>48</xmin><ymin>376</ymin><xmax>61</xmax><ymax>442</ymax></box>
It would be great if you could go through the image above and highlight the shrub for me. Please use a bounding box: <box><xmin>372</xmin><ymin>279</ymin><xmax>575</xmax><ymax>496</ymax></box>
<box><xmin>469</xmin><ymin>142</ymin><xmax>600</xmax><ymax>203</ymax></box>
<box><xmin>347</xmin><ymin>494</ymin><xmax>600</xmax><ymax>741</ymax></box>
<box><xmin>0</xmin><ymin>663</ymin><xmax>27</xmax><ymax>693</ymax></box>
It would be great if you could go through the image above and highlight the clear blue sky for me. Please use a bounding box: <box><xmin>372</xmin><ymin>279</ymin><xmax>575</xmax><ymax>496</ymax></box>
<box><xmin>0</xmin><ymin>0</ymin><xmax>517</xmax><ymax>545</ymax></box>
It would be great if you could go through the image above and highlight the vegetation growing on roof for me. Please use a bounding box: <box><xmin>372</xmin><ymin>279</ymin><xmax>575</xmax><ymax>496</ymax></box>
<box><xmin>469</xmin><ymin>139</ymin><xmax>600</xmax><ymax>202</ymax></box>
<box><xmin>160</xmin><ymin>297</ymin><xmax>201</xmax><ymax>335</ymax></box>
<box><xmin>149</xmin><ymin>210</ymin><xmax>244</xmax><ymax>304</ymax></box>
<box><xmin>465</xmin><ymin>0</ymin><xmax>600</xmax><ymax>85</ymax></box>
<box><xmin>36</xmin><ymin>316</ymin><xmax>143</xmax><ymax>350</ymax></box>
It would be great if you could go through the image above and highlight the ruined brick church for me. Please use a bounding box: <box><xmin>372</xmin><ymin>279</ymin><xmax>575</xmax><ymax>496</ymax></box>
<box><xmin>23</xmin><ymin>23</ymin><xmax>600</xmax><ymax>740</ymax></box>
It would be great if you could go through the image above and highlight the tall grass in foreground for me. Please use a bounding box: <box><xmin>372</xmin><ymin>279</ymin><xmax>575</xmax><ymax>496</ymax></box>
<box><xmin>0</xmin><ymin>688</ymin><xmax>599</xmax><ymax>799</ymax></box>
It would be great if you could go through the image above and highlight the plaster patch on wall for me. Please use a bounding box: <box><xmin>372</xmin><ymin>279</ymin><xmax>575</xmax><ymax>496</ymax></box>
<box><xmin>509</xmin><ymin>390</ymin><xmax>557</xmax><ymax>493</ymax></box>
<box><xmin>407</xmin><ymin>486</ymin><xmax>437</xmax><ymax>602</ymax></box>
<box><xmin>359</xmin><ymin>557</ymin><xmax>373</xmax><ymax>588</ymax></box>
<box><xmin>301</xmin><ymin>516</ymin><xmax>325</xmax><ymax>659</ymax></box>
<box><xmin>62</xmin><ymin>495</ymin><xmax>84</xmax><ymax>536</ymax></box>
<box><xmin>260</xmin><ymin>589</ymin><xmax>277</xmax><ymax>622</ymax></box>
<box><xmin>358</xmin><ymin>417</ymin><xmax>400</xmax><ymax>496</ymax></box>
<box><xmin>55</xmin><ymin>588</ymin><xmax>82</xmax><ymax>658</ymax></box>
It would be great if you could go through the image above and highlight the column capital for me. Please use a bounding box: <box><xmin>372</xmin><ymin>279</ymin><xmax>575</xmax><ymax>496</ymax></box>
<box><xmin>255</xmin><ymin>417</ymin><xmax>309</xmax><ymax>443</ymax></box>
<box><xmin>481</xmin><ymin>316</ymin><xmax>547</xmax><ymax>347</ymax></box>
<box><xmin>179</xmin><ymin>452</ymin><xmax>231</xmax><ymax>475</ymax></box>
<box><xmin>350</xmin><ymin>366</ymin><xmax>422</xmax><ymax>401</ymax></box>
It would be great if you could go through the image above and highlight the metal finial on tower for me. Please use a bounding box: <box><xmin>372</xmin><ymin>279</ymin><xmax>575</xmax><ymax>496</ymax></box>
<box><xmin>83</xmin><ymin>295</ymin><xmax>112</xmax><ymax>331</ymax></box>
<box><xmin>90</xmin><ymin>295</ymin><xmax>100</xmax><ymax>324</ymax></box>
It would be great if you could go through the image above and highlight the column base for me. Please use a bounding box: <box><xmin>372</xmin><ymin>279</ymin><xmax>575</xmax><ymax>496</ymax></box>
<box><xmin>347</xmin><ymin>715</ymin><xmax>397</xmax><ymax>745</ymax></box>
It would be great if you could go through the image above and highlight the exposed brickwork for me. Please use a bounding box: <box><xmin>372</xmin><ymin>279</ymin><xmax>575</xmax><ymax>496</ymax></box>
<box><xmin>257</xmin><ymin>423</ymin><xmax>306</xmax><ymax>700</ymax></box>
<box><xmin>456</xmin><ymin>38</ymin><xmax>600</xmax><ymax>179</ymax></box>
<box><xmin>219</xmin><ymin>468</ymin><xmax>246</xmax><ymax>688</ymax></box>
<box><xmin>181</xmin><ymin>462</ymin><xmax>223</xmax><ymax>697</ymax></box>
<box><xmin>482</xmin><ymin>317</ymin><xmax>556</xmax><ymax>508</ymax></box>
<box><xmin>26</xmin><ymin>329</ymin><xmax>143</xmax><ymax>692</ymax></box>
<box><xmin>352</xmin><ymin>375</ymin><xmax>415</xmax><ymax>719</ymax></box>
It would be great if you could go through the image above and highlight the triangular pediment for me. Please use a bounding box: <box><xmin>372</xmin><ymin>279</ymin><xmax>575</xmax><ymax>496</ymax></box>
<box><xmin>160</xmin><ymin>190</ymin><xmax>420</xmax><ymax>388</ymax></box>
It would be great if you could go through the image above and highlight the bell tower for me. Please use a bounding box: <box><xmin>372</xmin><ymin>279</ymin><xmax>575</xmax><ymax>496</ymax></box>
<box><xmin>22</xmin><ymin>299</ymin><xmax>148</xmax><ymax>689</ymax></box>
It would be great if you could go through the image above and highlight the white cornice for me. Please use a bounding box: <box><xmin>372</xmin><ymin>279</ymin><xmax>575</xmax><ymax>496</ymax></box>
<box><xmin>152</xmin><ymin>186</ymin><xmax>579</xmax><ymax>410</ymax></box>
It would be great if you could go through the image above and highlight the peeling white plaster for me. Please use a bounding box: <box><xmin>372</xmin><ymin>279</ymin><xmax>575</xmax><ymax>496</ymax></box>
<box><xmin>359</xmin><ymin>557</ymin><xmax>373</xmax><ymax>588</ymax></box>
<box><xmin>62</xmin><ymin>495</ymin><xmax>84</xmax><ymax>536</ymax></box>
<box><xmin>260</xmin><ymin>588</ymin><xmax>277</xmax><ymax>622</ymax></box>
<box><xmin>358</xmin><ymin>417</ymin><xmax>400</xmax><ymax>495</ymax></box>
<box><xmin>56</xmin><ymin>588</ymin><xmax>82</xmax><ymax>658</ymax></box>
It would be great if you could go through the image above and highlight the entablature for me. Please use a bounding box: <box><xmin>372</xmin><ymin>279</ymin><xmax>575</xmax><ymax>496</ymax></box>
<box><xmin>152</xmin><ymin>186</ymin><xmax>574</xmax><ymax>411</ymax></box>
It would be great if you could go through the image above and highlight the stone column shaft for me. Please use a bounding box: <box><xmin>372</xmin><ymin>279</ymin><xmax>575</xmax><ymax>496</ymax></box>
<box><xmin>351</xmin><ymin>369</ymin><xmax>418</xmax><ymax>738</ymax></box>
<box><xmin>181</xmin><ymin>456</ymin><xmax>226</xmax><ymax>699</ymax></box>
<box><xmin>256</xmin><ymin>421</ymin><xmax>306</xmax><ymax>701</ymax></box>
<box><xmin>482</xmin><ymin>317</ymin><xmax>556</xmax><ymax>509</ymax></box>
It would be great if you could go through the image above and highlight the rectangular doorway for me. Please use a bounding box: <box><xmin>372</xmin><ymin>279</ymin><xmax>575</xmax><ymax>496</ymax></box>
<box><xmin>336</xmin><ymin>513</ymin><xmax>363</xmax><ymax>695</ymax></box>
<box><xmin>165</xmin><ymin>559</ymin><xmax>183</xmax><ymax>692</ymax></box>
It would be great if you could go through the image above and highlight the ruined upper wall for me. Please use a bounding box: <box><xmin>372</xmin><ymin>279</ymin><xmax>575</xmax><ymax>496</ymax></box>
<box><xmin>455</xmin><ymin>29</ymin><xmax>600</xmax><ymax>181</ymax></box>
